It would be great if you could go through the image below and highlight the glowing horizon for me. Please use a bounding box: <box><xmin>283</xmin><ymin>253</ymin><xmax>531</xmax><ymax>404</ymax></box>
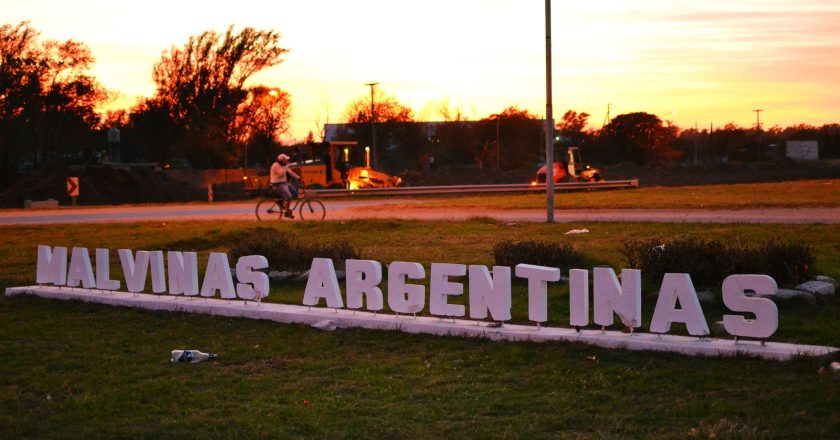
<box><xmin>2</xmin><ymin>0</ymin><xmax>838</xmax><ymax>142</ymax></box>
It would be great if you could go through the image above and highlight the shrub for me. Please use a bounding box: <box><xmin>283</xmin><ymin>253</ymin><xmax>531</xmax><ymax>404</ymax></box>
<box><xmin>494</xmin><ymin>240</ymin><xmax>586</xmax><ymax>271</ymax></box>
<box><xmin>749</xmin><ymin>240</ymin><xmax>814</xmax><ymax>286</ymax></box>
<box><xmin>229</xmin><ymin>228</ymin><xmax>360</xmax><ymax>272</ymax></box>
<box><xmin>621</xmin><ymin>237</ymin><xmax>814</xmax><ymax>289</ymax></box>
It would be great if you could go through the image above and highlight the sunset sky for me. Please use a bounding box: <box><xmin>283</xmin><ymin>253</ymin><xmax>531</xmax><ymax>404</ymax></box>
<box><xmin>2</xmin><ymin>0</ymin><xmax>839</xmax><ymax>142</ymax></box>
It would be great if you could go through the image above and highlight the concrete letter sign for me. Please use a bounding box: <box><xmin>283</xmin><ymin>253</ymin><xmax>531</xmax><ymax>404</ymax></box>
<box><xmin>201</xmin><ymin>252</ymin><xmax>236</xmax><ymax>299</ymax></box>
<box><xmin>36</xmin><ymin>245</ymin><xmax>67</xmax><ymax>286</ymax></box>
<box><xmin>593</xmin><ymin>268</ymin><xmax>641</xmax><ymax>329</ymax></box>
<box><xmin>95</xmin><ymin>248</ymin><xmax>120</xmax><ymax>291</ymax></box>
<box><xmin>168</xmin><ymin>251</ymin><xmax>199</xmax><ymax>296</ymax></box>
<box><xmin>236</xmin><ymin>255</ymin><xmax>269</xmax><ymax>300</ymax></box>
<box><xmin>20</xmin><ymin>244</ymin><xmax>840</xmax><ymax>361</ymax></box>
<box><xmin>66</xmin><ymin>247</ymin><xmax>96</xmax><ymax>289</ymax></box>
<box><xmin>430</xmin><ymin>263</ymin><xmax>466</xmax><ymax>317</ymax></box>
<box><xmin>345</xmin><ymin>259</ymin><xmax>384</xmax><ymax>311</ymax></box>
<box><xmin>303</xmin><ymin>258</ymin><xmax>343</xmax><ymax>308</ymax></box>
<box><xmin>468</xmin><ymin>265</ymin><xmax>512</xmax><ymax>321</ymax></box>
<box><xmin>515</xmin><ymin>264</ymin><xmax>561</xmax><ymax>324</ymax></box>
<box><xmin>650</xmin><ymin>273</ymin><xmax>709</xmax><ymax>336</ymax></box>
<box><xmin>722</xmin><ymin>274</ymin><xmax>779</xmax><ymax>339</ymax></box>
<box><xmin>387</xmin><ymin>261</ymin><xmax>425</xmax><ymax>314</ymax></box>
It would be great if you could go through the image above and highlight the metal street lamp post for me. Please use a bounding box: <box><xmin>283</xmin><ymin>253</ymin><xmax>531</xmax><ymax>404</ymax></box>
<box><xmin>545</xmin><ymin>0</ymin><xmax>555</xmax><ymax>223</ymax></box>
<box><xmin>365</xmin><ymin>82</ymin><xmax>379</xmax><ymax>167</ymax></box>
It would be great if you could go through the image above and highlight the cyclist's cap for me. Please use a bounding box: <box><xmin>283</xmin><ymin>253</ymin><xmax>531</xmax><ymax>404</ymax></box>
<box><xmin>277</xmin><ymin>154</ymin><xmax>290</xmax><ymax>162</ymax></box>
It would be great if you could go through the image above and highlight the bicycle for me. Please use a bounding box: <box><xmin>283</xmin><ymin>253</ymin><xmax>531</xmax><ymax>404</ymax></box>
<box><xmin>255</xmin><ymin>183</ymin><xmax>326</xmax><ymax>221</ymax></box>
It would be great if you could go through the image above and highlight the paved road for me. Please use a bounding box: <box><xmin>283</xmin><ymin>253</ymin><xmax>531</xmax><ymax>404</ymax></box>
<box><xmin>3</xmin><ymin>200</ymin><xmax>840</xmax><ymax>225</ymax></box>
<box><xmin>0</xmin><ymin>200</ymin><xmax>398</xmax><ymax>225</ymax></box>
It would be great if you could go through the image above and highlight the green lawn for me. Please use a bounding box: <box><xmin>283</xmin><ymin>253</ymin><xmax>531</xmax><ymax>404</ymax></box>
<box><xmin>387</xmin><ymin>178</ymin><xmax>840</xmax><ymax>210</ymax></box>
<box><xmin>2</xmin><ymin>219</ymin><xmax>839</xmax><ymax>438</ymax></box>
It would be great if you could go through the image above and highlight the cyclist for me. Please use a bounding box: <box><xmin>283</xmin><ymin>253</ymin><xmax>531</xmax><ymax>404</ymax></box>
<box><xmin>270</xmin><ymin>153</ymin><xmax>300</xmax><ymax>217</ymax></box>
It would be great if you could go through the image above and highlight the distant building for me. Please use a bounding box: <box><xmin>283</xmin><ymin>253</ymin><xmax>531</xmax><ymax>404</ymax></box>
<box><xmin>786</xmin><ymin>140</ymin><xmax>819</xmax><ymax>160</ymax></box>
<box><xmin>324</xmin><ymin>122</ymin><xmax>446</xmax><ymax>143</ymax></box>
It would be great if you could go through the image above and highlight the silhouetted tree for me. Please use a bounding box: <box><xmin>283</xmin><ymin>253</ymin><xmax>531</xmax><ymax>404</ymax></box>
<box><xmin>426</xmin><ymin>102</ymin><xmax>476</xmax><ymax>167</ymax></box>
<box><xmin>340</xmin><ymin>89</ymin><xmax>415</xmax><ymax>171</ymax></box>
<box><xmin>555</xmin><ymin>109</ymin><xmax>600</xmax><ymax>163</ymax></box>
<box><xmin>484</xmin><ymin>106</ymin><xmax>542</xmax><ymax>170</ymax></box>
<box><xmin>713</xmin><ymin>123</ymin><xmax>752</xmax><ymax>162</ymax></box>
<box><xmin>556</xmin><ymin>110</ymin><xmax>591</xmax><ymax>145</ymax></box>
<box><xmin>601</xmin><ymin>112</ymin><xmax>681</xmax><ymax>165</ymax></box>
<box><xmin>127</xmin><ymin>98</ymin><xmax>183</xmax><ymax>164</ymax></box>
<box><xmin>0</xmin><ymin>21</ymin><xmax>106</xmax><ymax>187</ymax></box>
<box><xmin>820</xmin><ymin>124</ymin><xmax>840</xmax><ymax>158</ymax></box>
<box><xmin>230</xmin><ymin>86</ymin><xmax>291</xmax><ymax>167</ymax></box>
<box><xmin>148</xmin><ymin>25</ymin><xmax>288</xmax><ymax>168</ymax></box>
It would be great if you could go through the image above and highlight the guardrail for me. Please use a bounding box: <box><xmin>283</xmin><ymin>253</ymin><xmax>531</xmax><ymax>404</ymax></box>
<box><xmin>309</xmin><ymin>179</ymin><xmax>638</xmax><ymax>198</ymax></box>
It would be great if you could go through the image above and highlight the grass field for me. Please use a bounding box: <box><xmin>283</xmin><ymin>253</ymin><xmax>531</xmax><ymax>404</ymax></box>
<box><xmin>2</xmin><ymin>216</ymin><xmax>839</xmax><ymax>438</ymax></box>
<box><xmin>401</xmin><ymin>179</ymin><xmax>840</xmax><ymax>210</ymax></box>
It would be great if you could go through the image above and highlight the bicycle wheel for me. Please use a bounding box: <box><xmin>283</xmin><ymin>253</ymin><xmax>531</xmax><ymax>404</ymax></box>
<box><xmin>298</xmin><ymin>198</ymin><xmax>326</xmax><ymax>220</ymax></box>
<box><xmin>255</xmin><ymin>199</ymin><xmax>284</xmax><ymax>221</ymax></box>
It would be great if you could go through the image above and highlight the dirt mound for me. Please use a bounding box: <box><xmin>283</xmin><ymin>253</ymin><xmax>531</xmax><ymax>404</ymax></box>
<box><xmin>0</xmin><ymin>164</ymin><xmax>207</xmax><ymax>208</ymax></box>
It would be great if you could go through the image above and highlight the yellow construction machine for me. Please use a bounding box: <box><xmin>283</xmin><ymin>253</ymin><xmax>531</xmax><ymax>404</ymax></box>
<box><xmin>289</xmin><ymin>141</ymin><xmax>401</xmax><ymax>190</ymax></box>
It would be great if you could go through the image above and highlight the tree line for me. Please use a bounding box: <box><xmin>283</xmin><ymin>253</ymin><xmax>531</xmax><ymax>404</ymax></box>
<box><xmin>336</xmin><ymin>100</ymin><xmax>840</xmax><ymax>174</ymax></box>
<box><xmin>3</xmin><ymin>21</ymin><xmax>839</xmax><ymax>189</ymax></box>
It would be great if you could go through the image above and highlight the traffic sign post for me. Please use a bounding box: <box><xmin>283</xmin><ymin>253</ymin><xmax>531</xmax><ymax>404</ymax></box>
<box><xmin>67</xmin><ymin>177</ymin><xmax>79</xmax><ymax>206</ymax></box>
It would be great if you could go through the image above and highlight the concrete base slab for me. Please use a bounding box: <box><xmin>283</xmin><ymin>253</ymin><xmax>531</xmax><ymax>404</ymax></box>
<box><xmin>6</xmin><ymin>285</ymin><xmax>837</xmax><ymax>361</ymax></box>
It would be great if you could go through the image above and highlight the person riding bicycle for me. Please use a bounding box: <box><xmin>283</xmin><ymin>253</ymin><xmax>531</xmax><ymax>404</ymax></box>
<box><xmin>270</xmin><ymin>153</ymin><xmax>300</xmax><ymax>217</ymax></box>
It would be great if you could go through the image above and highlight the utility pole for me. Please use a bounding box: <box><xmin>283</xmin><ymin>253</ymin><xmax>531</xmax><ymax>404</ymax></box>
<box><xmin>495</xmin><ymin>118</ymin><xmax>500</xmax><ymax>168</ymax></box>
<box><xmin>694</xmin><ymin>122</ymin><xmax>699</xmax><ymax>164</ymax></box>
<box><xmin>602</xmin><ymin>103</ymin><xmax>611</xmax><ymax>129</ymax></box>
<box><xmin>544</xmin><ymin>0</ymin><xmax>555</xmax><ymax>223</ymax></box>
<box><xmin>366</xmin><ymin>82</ymin><xmax>379</xmax><ymax>167</ymax></box>
<box><xmin>753</xmin><ymin>109</ymin><xmax>763</xmax><ymax>159</ymax></box>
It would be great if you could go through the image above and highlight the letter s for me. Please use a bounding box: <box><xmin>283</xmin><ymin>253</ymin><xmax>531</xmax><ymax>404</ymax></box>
<box><xmin>722</xmin><ymin>275</ymin><xmax>778</xmax><ymax>339</ymax></box>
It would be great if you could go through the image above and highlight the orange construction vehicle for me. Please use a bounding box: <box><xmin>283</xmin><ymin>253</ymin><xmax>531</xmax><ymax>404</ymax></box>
<box><xmin>532</xmin><ymin>146</ymin><xmax>601</xmax><ymax>185</ymax></box>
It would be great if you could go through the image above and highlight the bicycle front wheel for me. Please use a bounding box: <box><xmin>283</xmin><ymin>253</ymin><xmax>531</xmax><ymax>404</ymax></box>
<box><xmin>255</xmin><ymin>199</ymin><xmax>284</xmax><ymax>221</ymax></box>
<box><xmin>298</xmin><ymin>198</ymin><xmax>326</xmax><ymax>220</ymax></box>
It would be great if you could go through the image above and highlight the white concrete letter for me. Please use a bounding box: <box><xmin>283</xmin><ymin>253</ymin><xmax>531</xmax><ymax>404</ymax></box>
<box><xmin>468</xmin><ymin>265</ymin><xmax>512</xmax><ymax>321</ymax></box>
<box><xmin>346</xmin><ymin>259</ymin><xmax>384</xmax><ymax>311</ymax></box>
<box><xmin>149</xmin><ymin>251</ymin><xmax>166</xmax><ymax>294</ymax></box>
<box><xmin>650</xmin><ymin>273</ymin><xmax>709</xmax><ymax>336</ymax></box>
<box><xmin>201</xmin><ymin>252</ymin><xmax>236</xmax><ymax>298</ymax></box>
<box><xmin>303</xmin><ymin>258</ymin><xmax>344</xmax><ymax>308</ymax></box>
<box><xmin>236</xmin><ymin>255</ymin><xmax>269</xmax><ymax>300</ymax></box>
<box><xmin>168</xmin><ymin>251</ymin><xmax>199</xmax><ymax>296</ymax></box>
<box><xmin>119</xmin><ymin>249</ymin><xmax>150</xmax><ymax>293</ymax></box>
<box><xmin>593</xmin><ymin>268</ymin><xmax>642</xmax><ymax>328</ymax></box>
<box><xmin>722</xmin><ymin>274</ymin><xmax>779</xmax><ymax>339</ymax></box>
<box><xmin>36</xmin><ymin>245</ymin><xmax>67</xmax><ymax>286</ymax></box>
<box><xmin>430</xmin><ymin>263</ymin><xmax>466</xmax><ymax>317</ymax></box>
<box><xmin>387</xmin><ymin>261</ymin><xmax>425</xmax><ymax>314</ymax></box>
<box><xmin>67</xmin><ymin>247</ymin><xmax>96</xmax><ymax>289</ymax></box>
<box><xmin>95</xmin><ymin>248</ymin><xmax>120</xmax><ymax>291</ymax></box>
<box><xmin>569</xmin><ymin>269</ymin><xmax>589</xmax><ymax>327</ymax></box>
<box><xmin>515</xmin><ymin>264</ymin><xmax>561</xmax><ymax>324</ymax></box>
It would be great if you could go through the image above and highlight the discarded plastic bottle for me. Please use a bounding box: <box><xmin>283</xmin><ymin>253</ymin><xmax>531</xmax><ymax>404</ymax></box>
<box><xmin>171</xmin><ymin>349</ymin><xmax>217</xmax><ymax>363</ymax></box>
